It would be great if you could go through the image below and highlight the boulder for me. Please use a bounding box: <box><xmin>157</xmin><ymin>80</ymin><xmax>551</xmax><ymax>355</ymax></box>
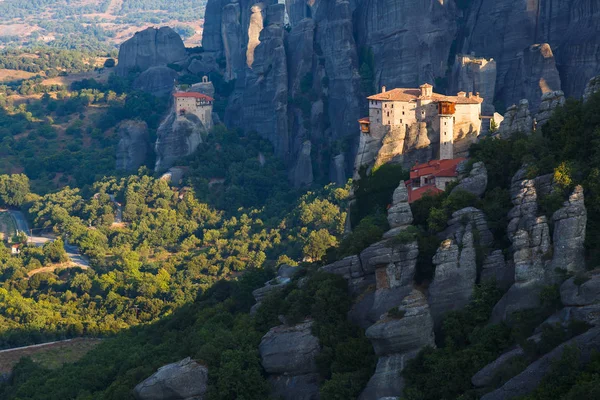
<box><xmin>133</xmin><ymin>357</ymin><xmax>208</xmax><ymax>400</ymax></box>
<box><xmin>442</xmin><ymin>207</ymin><xmax>494</xmax><ymax>248</ymax></box>
<box><xmin>259</xmin><ymin>321</ymin><xmax>320</xmax><ymax>376</ymax></box>
<box><xmin>251</xmin><ymin>264</ymin><xmax>300</xmax><ymax>313</ymax></box>
<box><xmin>481</xmin><ymin>327</ymin><xmax>600</xmax><ymax>400</ymax></box>
<box><xmin>133</xmin><ymin>66</ymin><xmax>178</xmax><ymax>96</ymax></box>
<box><xmin>452</xmin><ymin>162</ymin><xmax>488</xmax><ymax>198</ymax></box>
<box><xmin>155</xmin><ymin>113</ymin><xmax>207</xmax><ymax>172</ymax></box>
<box><xmin>268</xmin><ymin>373</ymin><xmax>320</xmax><ymax>400</ymax></box>
<box><xmin>116</xmin><ymin>120</ymin><xmax>150</xmax><ymax>171</ymax></box>
<box><xmin>117</xmin><ymin>27</ymin><xmax>187</xmax><ymax>76</ymax></box>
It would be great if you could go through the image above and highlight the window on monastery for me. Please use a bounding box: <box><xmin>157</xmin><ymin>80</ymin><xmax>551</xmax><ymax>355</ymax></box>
<box><xmin>444</xmin><ymin>122</ymin><xmax>447</xmax><ymax>126</ymax></box>
<box><xmin>387</xmin><ymin>112</ymin><xmax>390</xmax><ymax>117</ymax></box>
<box><xmin>402</xmin><ymin>111</ymin><xmax>405</xmax><ymax>115</ymax></box>
<box><xmin>400</xmin><ymin>119</ymin><xmax>403</xmax><ymax>124</ymax></box>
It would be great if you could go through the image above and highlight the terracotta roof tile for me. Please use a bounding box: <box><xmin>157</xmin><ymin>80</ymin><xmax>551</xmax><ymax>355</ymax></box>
<box><xmin>367</xmin><ymin>88</ymin><xmax>483</xmax><ymax>104</ymax></box>
<box><xmin>174</xmin><ymin>92</ymin><xmax>214</xmax><ymax>101</ymax></box>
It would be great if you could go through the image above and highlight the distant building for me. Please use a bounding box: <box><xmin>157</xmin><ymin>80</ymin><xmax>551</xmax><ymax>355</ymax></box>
<box><xmin>359</xmin><ymin>84</ymin><xmax>483</xmax><ymax>161</ymax></box>
<box><xmin>173</xmin><ymin>91</ymin><xmax>214</xmax><ymax>129</ymax></box>
<box><xmin>405</xmin><ymin>158</ymin><xmax>466</xmax><ymax>203</ymax></box>
<box><xmin>11</xmin><ymin>244</ymin><xmax>21</xmax><ymax>255</ymax></box>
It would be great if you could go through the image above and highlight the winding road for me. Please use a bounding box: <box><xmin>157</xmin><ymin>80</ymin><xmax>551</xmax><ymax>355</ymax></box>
<box><xmin>8</xmin><ymin>210</ymin><xmax>90</xmax><ymax>268</ymax></box>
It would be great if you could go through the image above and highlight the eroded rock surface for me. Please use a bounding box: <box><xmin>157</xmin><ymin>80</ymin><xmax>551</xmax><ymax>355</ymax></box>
<box><xmin>550</xmin><ymin>186</ymin><xmax>587</xmax><ymax>274</ymax></box>
<box><xmin>133</xmin><ymin>66</ymin><xmax>178</xmax><ymax>96</ymax></box>
<box><xmin>452</xmin><ymin>161</ymin><xmax>488</xmax><ymax>198</ymax></box>
<box><xmin>497</xmin><ymin>100</ymin><xmax>533</xmax><ymax>138</ymax></box>
<box><xmin>583</xmin><ymin>75</ymin><xmax>600</xmax><ymax>102</ymax></box>
<box><xmin>535</xmin><ymin>90</ymin><xmax>565</xmax><ymax>127</ymax></box>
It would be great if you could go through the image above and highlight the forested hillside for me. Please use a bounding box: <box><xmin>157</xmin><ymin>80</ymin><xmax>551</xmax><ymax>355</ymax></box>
<box><xmin>0</xmin><ymin>89</ymin><xmax>599</xmax><ymax>399</ymax></box>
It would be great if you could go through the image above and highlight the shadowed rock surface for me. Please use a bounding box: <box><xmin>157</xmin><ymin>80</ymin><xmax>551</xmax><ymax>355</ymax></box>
<box><xmin>155</xmin><ymin>113</ymin><xmax>208</xmax><ymax>172</ymax></box>
<box><xmin>133</xmin><ymin>66</ymin><xmax>178</xmax><ymax>97</ymax></box>
<box><xmin>116</xmin><ymin>120</ymin><xmax>150</xmax><ymax>171</ymax></box>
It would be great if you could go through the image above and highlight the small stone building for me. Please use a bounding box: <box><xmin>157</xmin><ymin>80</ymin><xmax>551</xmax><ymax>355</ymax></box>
<box><xmin>405</xmin><ymin>158</ymin><xmax>465</xmax><ymax>203</ymax></box>
<box><xmin>174</xmin><ymin>92</ymin><xmax>214</xmax><ymax>129</ymax></box>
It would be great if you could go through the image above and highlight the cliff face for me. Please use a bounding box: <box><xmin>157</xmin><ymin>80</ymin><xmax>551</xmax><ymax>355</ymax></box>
<box><xmin>155</xmin><ymin>113</ymin><xmax>209</xmax><ymax>172</ymax></box>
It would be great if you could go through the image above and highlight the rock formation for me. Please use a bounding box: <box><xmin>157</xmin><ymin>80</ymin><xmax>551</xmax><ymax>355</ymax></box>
<box><xmin>501</xmin><ymin>43</ymin><xmax>562</xmax><ymax>113</ymax></box>
<box><xmin>428</xmin><ymin>229</ymin><xmax>477</xmax><ymax>326</ymax></box>
<box><xmin>450</xmin><ymin>54</ymin><xmax>497</xmax><ymax>115</ymax></box>
<box><xmin>497</xmin><ymin>100</ymin><xmax>533</xmax><ymax>138</ymax></box>
<box><xmin>535</xmin><ymin>90</ymin><xmax>565</xmax><ymax>128</ymax></box>
<box><xmin>549</xmin><ymin>186</ymin><xmax>587</xmax><ymax>274</ymax></box>
<box><xmin>480</xmin><ymin>327</ymin><xmax>600</xmax><ymax>400</ymax></box>
<box><xmin>259</xmin><ymin>321</ymin><xmax>321</xmax><ymax>400</ymax></box>
<box><xmin>583</xmin><ymin>75</ymin><xmax>600</xmax><ymax>102</ymax></box>
<box><xmin>452</xmin><ymin>161</ymin><xmax>488</xmax><ymax>198</ymax></box>
<box><xmin>481</xmin><ymin>250</ymin><xmax>512</xmax><ymax>290</ymax></box>
<box><xmin>116</xmin><ymin>27</ymin><xmax>187</xmax><ymax>76</ymax></box>
<box><xmin>360</xmin><ymin>290</ymin><xmax>435</xmax><ymax>400</ymax></box>
<box><xmin>116</xmin><ymin>120</ymin><xmax>150</xmax><ymax>172</ymax></box>
<box><xmin>133</xmin><ymin>357</ymin><xmax>208</xmax><ymax>400</ymax></box>
<box><xmin>385</xmin><ymin>182</ymin><xmax>413</xmax><ymax>237</ymax></box>
<box><xmin>290</xmin><ymin>140</ymin><xmax>314</xmax><ymax>188</ymax></box>
<box><xmin>133</xmin><ymin>66</ymin><xmax>178</xmax><ymax>97</ymax></box>
<box><xmin>155</xmin><ymin>113</ymin><xmax>208</xmax><ymax>172</ymax></box>
<box><xmin>553</xmin><ymin>270</ymin><xmax>600</xmax><ymax>327</ymax></box>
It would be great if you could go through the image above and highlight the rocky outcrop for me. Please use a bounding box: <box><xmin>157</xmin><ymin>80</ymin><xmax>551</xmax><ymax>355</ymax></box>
<box><xmin>481</xmin><ymin>327</ymin><xmax>600</xmax><ymax>400</ymax></box>
<box><xmin>259</xmin><ymin>321</ymin><xmax>320</xmax><ymax>400</ymax></box>
<box><xmin>116</xmin><ymin>120</ymin><xmax>150</xmax><ymax>172</ymax></box>
<box><xmin>583</xmin><ymin>75</ymin><xmax>600</xmax><ymax>102</ymax></box>
<box><xmin>133</xmin><ymin>66</ymin><xmax>178</xmax><ymax>96</ymax></box>
<box><xmin>133</xmin><ymin>357</ymin><xmax>208</xmax><ymax>400</ymax></box>
<box><xmin>290</xmin><ymin>140</ymin><xmax>314</xmax><ymax>188</ymax></box>
<box><xmin>501</xmin><ymin>43</ymin><xmax>562</xmax><ymax>113</ymax></box>
<box><xmin>441</xmin><ymin>207</ymin><xmax>494</xmax><ymax>249</ymax></box>
<box><xmin>374</xmin><ymin>126</ymin><xmax>407</xmax><ymax>169</ymax></box>
<box><xmin>365</xmin><ymin>290</ymin><xmax>435</xmax><ymax>357</ymax></box>
<box><xmin>452</xmin><ymin>161</ymin><xmax>488</xmax><ymax>198</ymax></box>
<box><xmin>497</xmin><ymin>100</ymin><xmax>533</xmax><ymax>138</ymax></box>
<box><xmin>226</xmin><ymin>3</ymin><xmax>289</xmax><ymax>159</ymax></box>
<box><xmin>428</xmin><ymin>229</ymin><xmax>477</xmax><ymax>326</ymax></box>
<box><xmin>450</xmin><ymin>54</ymin><xmax>497</xmax><ymax>115</ymax></box>
<box><xmin>385</xmin><ymin>182</ymin><xmax>413</xmax><ymax>236</ymax></box>
<box><xmin>549</xmin><ymin>186</ymin><xmax>586</xmax><ymax>274</ymax></box>
<box><xmin>535</xmin><ymin>90</ymin><xmax>565</xmax><ymax>128</ymax></box>
<box><xmin>155</xmin><ymin>113</ymin><xmax>208</xmax><ymax>172</ymax></box>
<box><xmin>360</xmin><ymin>290</ymin><xmax>435</xmax><ymax>400</ymax></box>
<box><xmin>221</xmin><ymin>2</ymin><xmax>244</xmax><ymax>81</ymax></box>
<box><xmin>116</xmin><ymin>27</ymin><xmax>187</xmax><ymax>76</ymax></box>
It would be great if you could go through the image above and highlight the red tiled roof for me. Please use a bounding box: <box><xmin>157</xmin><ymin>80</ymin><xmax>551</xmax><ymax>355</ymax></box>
<box><xmin>409</xmin><ymin>158</ymin><xmax>466</xmax><ymax>180</ymax></box>
<box><xmin>174</xmin><ymin>92</ymin><xmax>214</xmax><ymax>101</ymax></box>
<box><xmin>407</xmin><ymin>184</ymin><xmax>443</xmax><ymax>203</ymax></box>
<box><xmin>358</xmin><ymin>117</ymin><xmax>370</xmax><ymax>123</ymax></box>
<box><xmin>367</xmin><ymin>88</ymin><xmax>483</xmax><ymax>104</ymax></box>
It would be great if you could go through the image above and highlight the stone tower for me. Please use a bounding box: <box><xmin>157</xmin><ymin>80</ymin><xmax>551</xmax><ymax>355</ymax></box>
<box><xmin>438</xmin><ymin>101</ymin><xmax>455</xmax><ymax>160</ymax></box>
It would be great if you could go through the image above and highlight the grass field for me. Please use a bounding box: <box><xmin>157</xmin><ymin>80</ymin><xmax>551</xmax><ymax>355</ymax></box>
<box><xmin>0</xmin><ymin>338</ymin><xmax>102</xmax><ymax>374</ymax></box>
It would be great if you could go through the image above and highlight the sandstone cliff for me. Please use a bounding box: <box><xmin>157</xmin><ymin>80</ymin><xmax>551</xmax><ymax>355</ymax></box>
<box><xmin>116</xmin><ymin>120</ymin><xmax>150</xmax><ymax>172</ymax></box>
